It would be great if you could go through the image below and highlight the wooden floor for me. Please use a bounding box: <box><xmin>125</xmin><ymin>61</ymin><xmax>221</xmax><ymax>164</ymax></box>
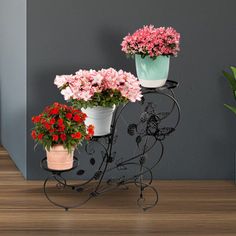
<box><xmin>0</xmin><ymin>147</ymin><xmax>236</xmax><ymax>236</ymax></box>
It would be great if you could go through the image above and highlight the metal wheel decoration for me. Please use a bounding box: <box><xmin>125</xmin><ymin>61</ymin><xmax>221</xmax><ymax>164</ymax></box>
<box><xmin>41</xmin><ymin>80</ymin><xmax>181</xmax><ymax>211</ymax></box>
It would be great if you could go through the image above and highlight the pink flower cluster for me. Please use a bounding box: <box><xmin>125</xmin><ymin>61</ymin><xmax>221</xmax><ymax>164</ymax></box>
<box><xmin>121</xmin><ymin>25</ymin><xmax>180</xmax><ymax>58</ymax></box>
<box><xmin>54</xmin><ymin>68</ymin><xmax>142</xmax><ymax>102</ymax></box>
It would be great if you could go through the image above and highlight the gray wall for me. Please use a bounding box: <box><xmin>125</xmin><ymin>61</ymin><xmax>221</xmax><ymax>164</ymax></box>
<box><xmin>0</xmin><ymin>0</ymin><xmax>27</xmax><ymax>177</ymax></box>
<box><xmin>0</xmin><ymin>0</ymin><xmax>236</xmax><ymax>179</ymax></box>
<box><xmin>8</xmin><ymin>0</ymin><xmax>236</xmax><ymax>179</ymax></box>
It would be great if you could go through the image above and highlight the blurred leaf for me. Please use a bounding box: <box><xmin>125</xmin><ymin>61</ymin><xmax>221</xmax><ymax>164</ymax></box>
<box><xmin>224</xmin><ymin>104</ymin><xmax>236</xmax><ymax>115</ymax></box>
<box><xmin>223</xmin><ymin>70</ymin><xmax>236</xmax><ymax>99</ymax></box>
<box><xmin>230</xmin><ymin>66</ymin><xmax>236</xmax><ymax>79</ymax></box>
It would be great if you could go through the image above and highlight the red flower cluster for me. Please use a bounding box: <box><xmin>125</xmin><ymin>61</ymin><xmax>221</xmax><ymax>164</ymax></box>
<box><xmin>87</xmin><ymin>125</ymin><xmax>94</xmax><ymax>136</ymax></box>
<box><xmin>31</xmin><ymin>130</ymin><xmax>37</xmax><ymax>139</ymax></box>
<box><xmin>71</xmin><ymin>132</ymin><xmax>82</xmax><ymax>139</ymax></box>
<box><xmin>85</xmin><ymin>125</ymin><xmax>95</xmax><ymax>140</ymax></box>
<box><xmin>31</xmin><ymin>102</ymin><xmax>94</xmax><ymax>149</ymax></box>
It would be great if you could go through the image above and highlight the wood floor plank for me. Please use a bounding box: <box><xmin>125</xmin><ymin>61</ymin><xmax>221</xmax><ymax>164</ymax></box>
<box><xmin>0</xmin><ymin>146</ymin><xmax>236</xmax><ymax>235</ymax></box>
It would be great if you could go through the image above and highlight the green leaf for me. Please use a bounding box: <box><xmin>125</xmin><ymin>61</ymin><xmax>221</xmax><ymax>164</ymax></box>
<box><xmin>70</xmin><ymin>89</ymin><xmax>128</xmax><ymax>108</ymax></box>
<box><xmin>224</xmin><ymin>104</ymin><xmax>236</xmax><ymax>115</ymax></box>
<box><xmin>230</xmin><ymin>66</ymin><xmax>236</xmax><ymax>80</ymax></box>
<box><xmin>223</xmin><ymin>71</ymin><xmax>236</xmax><ymax>99</ymax></box>
<box><xmin>223</xmin><ymin>70</ymin><xmax>236</xmax><ymax>92</ymax></box>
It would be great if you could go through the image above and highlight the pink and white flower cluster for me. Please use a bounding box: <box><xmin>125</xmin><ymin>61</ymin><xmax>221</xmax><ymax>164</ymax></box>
<box><xmin>54</xmin><ymin>68</ymin><xmax>142</xmax><ymax>103</ymax></box>
<box><xmin>121</xmin><ymin>25</ymin><xmax>180</xmax><ymax>58</ymax></box>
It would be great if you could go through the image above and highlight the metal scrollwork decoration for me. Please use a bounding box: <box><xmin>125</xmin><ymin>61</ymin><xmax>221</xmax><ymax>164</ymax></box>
<box><xmin>41</xmin><ymin>80</ymin><xmax>181</xmax><ymax>211</ymax></box>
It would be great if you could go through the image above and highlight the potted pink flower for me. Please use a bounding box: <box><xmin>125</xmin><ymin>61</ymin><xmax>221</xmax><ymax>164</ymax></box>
<box><xmin>54</xmin><ymin>68</ymin><xmax>142</xmax><ymax>136</ymax></box>
<box><xmin>121</xmin><ymin>25</ymin><xmax>180</xmax><ymax>88</ymax></box>
<box><xmin>31</xmin><ymin>102</ymin><xmax>94</xmax><ymax>170</ymax></box>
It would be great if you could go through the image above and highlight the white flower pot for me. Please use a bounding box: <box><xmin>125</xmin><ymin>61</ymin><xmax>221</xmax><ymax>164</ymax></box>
<box><xmin>82</xmin><ymin>106</ymin><xmax>115</xmax><ymax>136</ymax></box>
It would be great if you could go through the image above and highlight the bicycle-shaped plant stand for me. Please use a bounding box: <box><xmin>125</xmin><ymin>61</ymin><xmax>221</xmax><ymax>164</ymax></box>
<box><xmin>41</xmin><ymin>80</ymin><xmax>180</xmax><ymax>211</ymax></box>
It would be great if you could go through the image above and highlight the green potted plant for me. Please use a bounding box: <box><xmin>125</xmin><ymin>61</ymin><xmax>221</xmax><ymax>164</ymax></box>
<box><xmin>223</xmin><ymin>66</ymin><xmax>236</xmax><ymax>114</ymax></box>
<box><xmin>31</xmin><ymin>102</ymin><xmax>94</xmax><ymax>170</ymax></box>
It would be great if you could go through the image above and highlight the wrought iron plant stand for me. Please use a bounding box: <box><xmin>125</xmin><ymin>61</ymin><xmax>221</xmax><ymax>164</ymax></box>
<box><xmin>41</xmin><ymin>80</ymin><xmax>180</xmax><ymax>211</ymax></box>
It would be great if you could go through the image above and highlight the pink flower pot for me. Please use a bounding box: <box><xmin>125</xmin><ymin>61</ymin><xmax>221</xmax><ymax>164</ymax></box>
<box><xmin>46</xmin><ymin>145</ymin><xmax>74</xmax><ymax>170</ymax></box>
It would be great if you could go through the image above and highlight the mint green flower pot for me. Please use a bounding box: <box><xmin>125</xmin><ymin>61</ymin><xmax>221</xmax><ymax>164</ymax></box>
<box><xmin>135</xmin><ymin>55</ymin><xmax>170</xmax><ymax>88</ymax></box>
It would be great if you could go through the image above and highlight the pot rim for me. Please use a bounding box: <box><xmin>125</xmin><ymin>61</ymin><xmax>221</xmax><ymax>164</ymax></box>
<box><xmin>82</xmin><ymin>105</ymin><xmax>115</xmax><ymax>111</ymax></box>
<box><xmin>45</xmin><ymin>144</ymin><xmax>75</xmax><ymax>152</ymax></box>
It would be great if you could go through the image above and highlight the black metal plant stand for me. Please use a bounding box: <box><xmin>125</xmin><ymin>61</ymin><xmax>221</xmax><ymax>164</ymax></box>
<box><xmin>40</xmin><ymin>80</ymin><xmax>181</xmax><ymax>211</ymax></box>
